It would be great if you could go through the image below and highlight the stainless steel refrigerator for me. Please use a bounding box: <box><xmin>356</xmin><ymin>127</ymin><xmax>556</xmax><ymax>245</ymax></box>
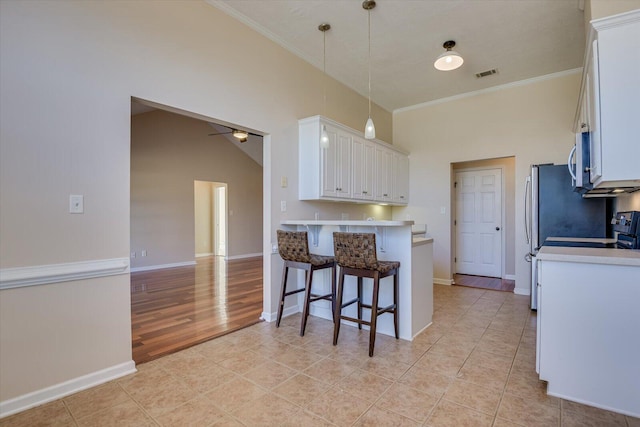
<box><xmin>525</xmin><ymin>164</ymin><xmax>613</xmax><ymax>309</ymax></box>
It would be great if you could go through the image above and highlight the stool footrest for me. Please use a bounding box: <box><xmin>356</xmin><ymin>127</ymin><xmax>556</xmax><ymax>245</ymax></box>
<box><xmin>309</xmin><ymin>293</ymin><xmax>333</xmax><ymax>303</ymax></box>
<box><xmin>339</xmin><ymin>297</ymin><xmax>360</xmax><ymax>309</ymax></box>
<box><xmin>339</xmin><ymin>315</ymin><xmax>371</xmax><ymax>327</ymax></box>
<box><xmin>284</xmin><ymin>288</ymin><xmax>305</xmax><ymax>297</ymax></box>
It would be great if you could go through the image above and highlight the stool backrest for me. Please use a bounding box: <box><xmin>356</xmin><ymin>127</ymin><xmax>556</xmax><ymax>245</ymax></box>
<box><xmin>333</xmin><ymin>232</ymin><xmax>378</xmax><ymax>269</ymax></box>
<box><xmin>277</xmin><ymin>230</ymin><xmax>311</xmax><ymax>262</ymax></box>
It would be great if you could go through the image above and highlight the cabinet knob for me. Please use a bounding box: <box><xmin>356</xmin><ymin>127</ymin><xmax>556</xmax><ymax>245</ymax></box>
<box><xmin>400</xmin><ymin>196</ymin><xmax>405</xmax><ymax>199</ymax></box>
<box><xmin>383</xmin><ymin>193</ymin><xmax>388</xmax><ymax>197</ymax></box>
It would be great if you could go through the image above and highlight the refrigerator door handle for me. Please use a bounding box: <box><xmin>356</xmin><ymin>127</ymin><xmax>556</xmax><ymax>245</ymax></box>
<box><xmin>567</xmin><ymin>145</ymin><xmax>577</xmax><ymax>182</ymax></box>
<box><xmin>524</xmin><ymin>177</ymin><xmax>531</xmax><ymax>245</ymax></box>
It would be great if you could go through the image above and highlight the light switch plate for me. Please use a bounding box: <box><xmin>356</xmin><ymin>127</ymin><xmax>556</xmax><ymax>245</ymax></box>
<box><xmin>280</xmin><ymin>176</ymin><xmax>288</xmax><ymax>188</ymax></box>
<box><xmin>69</xmin><ymin>195</ymin><xmax>84</xmax><ymax>214</ymax></box>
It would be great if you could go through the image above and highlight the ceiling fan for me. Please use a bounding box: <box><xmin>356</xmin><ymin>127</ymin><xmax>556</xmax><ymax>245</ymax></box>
<box><xmin>208</xmin><ymin>125</ymin><xmax>261</xmax><ymax>143</ymax></box>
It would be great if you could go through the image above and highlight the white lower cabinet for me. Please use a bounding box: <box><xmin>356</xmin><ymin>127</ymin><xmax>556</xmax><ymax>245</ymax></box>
<box><xmin>299</xmin><ymin>116</ymin><xmax>409</xmax><ymax>205</ymax></box>
<box><xmin>536</xmin><ymin>258</ymin><xmax>640</xmax><ymax>416</ymax></box>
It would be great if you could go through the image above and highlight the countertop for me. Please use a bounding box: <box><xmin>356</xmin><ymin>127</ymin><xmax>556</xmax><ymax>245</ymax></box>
<box><xmin>412</xmin><ymin>237</ymin><xmax>434</xmax><ymax>247</ymax></box>
<box><xmin>537</xmin><ymin>246</ymin><xmax>640</xmax><ymax>267</ymax></box>
<box><xmin>281</xmin><ymin>220</ymin><xmax>414</xmax><ymax>227</ymax></box>
<box><xmin>546</xmin><ymin>236</ymin><xmax>618</xmax><ymax>244</ymax></box>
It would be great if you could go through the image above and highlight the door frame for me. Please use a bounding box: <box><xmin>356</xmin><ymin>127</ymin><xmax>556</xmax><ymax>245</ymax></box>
<box><xmin>451</xmin><ymin>165</ymin><xmax>506</xmax><ymax>279</ymax></box>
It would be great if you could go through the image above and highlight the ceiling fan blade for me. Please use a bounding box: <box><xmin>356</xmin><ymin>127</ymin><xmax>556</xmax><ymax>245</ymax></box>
<box><xmin>207</xmin><ymin>131</ymin><xmax>233</xmax><ymax>136</ymax></box>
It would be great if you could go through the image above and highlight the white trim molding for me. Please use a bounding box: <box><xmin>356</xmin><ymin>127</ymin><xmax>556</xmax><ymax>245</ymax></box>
<box><xmin>433</xmin><ymin>278</ymin><xmax>454</xmax><ymax>286</ymax></box>
<box><xmin>195</xmin><ymin>252</ymin><xmax>214</xmax><ymax>258</ymax></box>
<box><xmin>226</xmin><ymin>253</ymin><xmax>263</xmax><ymax>261</ymax></box>
<box><xmin>0</xmin><ymin>258</ymin><xmax>130</xmax><ymax>290</ymax></box>
<box><xmin>130</xmin><ymin>261</ymin><xmax>196</xmax><ymax>273</ymax></box>
<box><xmin>0</xmin><ymin>361</ymin><xmax>136</xmax><ymax>419</ymax></box>
<box><xmin>513</xmin><ymin>286</ymin><xmax>531</xmax><ymax>296</ymax></box>
<box><xmin>505</xmin><ymin>274</ymin><xmax>516</xmax><ymax>281</ymax></box>
<box><xmin>261</xmin><ymin>304</ymin><xmax>298</xmax><ymax>323</ymax></box>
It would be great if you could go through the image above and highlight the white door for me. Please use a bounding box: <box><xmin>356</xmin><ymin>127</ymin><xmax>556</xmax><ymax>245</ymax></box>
<box><xmin>455</xmin><ymin>168</ymin><xmax>502</xmax><ymax>277</ymax></box>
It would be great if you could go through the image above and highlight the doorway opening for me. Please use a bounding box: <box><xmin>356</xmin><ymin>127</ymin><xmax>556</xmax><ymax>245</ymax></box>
<box><xmin>451</xmin><ymin>157</ymin><xmax>516</xmax><ymax>291</ymax></box>
<box><xmin>194</xmin><ymin>181</ymin><xmax>227</xmax><ymax>258</ymax></box>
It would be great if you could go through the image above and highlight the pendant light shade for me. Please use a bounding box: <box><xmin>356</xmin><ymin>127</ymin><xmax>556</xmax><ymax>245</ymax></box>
<box><xmin>434</xmin><ymin>40</ymin><xmax>464</xmax><ymax>71</ymax></box>
<box><xmin>365</xmin><ymin>117</ymin><xmax>375</xmax><ymax>139</ymax></box>
<box><xmin>363</xmin><ymin>0</ymin><xmax>376</xmax><ymax>140</ymax></box>
<box><xmin>320</xmin><ymin>125</ymin><xmax>330</xmax><ymax>148</ymax></box>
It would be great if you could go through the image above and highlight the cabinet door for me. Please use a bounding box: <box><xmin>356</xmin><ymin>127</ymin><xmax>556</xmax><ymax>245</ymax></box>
<box><xmin>320</xmin><ymin>125</ymin><xmax>340</xmax><ymax>198</ymax></box>
<box><xmin>392</xmin><ymin>153</ymin><xmax>409</xmax><ymax>204</ymax></box>
<box><xmin>335</xmin><ymin>132</ymin><xmax>352</xmax><ymax>198</ymax></box>
<box><xmin>587</xmin><ymin>39</ymin><xmax>602</xmax><ymax>183</ymax></box>
<box><xmin>352</xmin><ymin>138</ymin><xmax>375</xmax><ymax>200</ymax></box>
<box><xmin>375</xmin><ymin>146</ymin><xmax>393</xmax><ymax>202</ymax></box>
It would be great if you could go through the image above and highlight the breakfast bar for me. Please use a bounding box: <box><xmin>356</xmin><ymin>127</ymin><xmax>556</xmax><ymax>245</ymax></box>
<box><xmin>280</xmin><ymin>220</ymin><xmax>433</xmax><ymax>341</ymax></box>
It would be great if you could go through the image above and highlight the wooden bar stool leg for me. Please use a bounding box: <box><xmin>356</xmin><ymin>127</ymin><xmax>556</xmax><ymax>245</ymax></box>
<box><xmin>333</xmin><ymin>269</ymin><xmax>345</xmax><ymax>346</ymax></box>
<box><xmin>357</xmin><ymin>276</ymin><xmax>363</xmax><ymax>330</ymax></box>
<box><xmin>276</xmin><ymin>264</ymin><xmax>289</xmax><ymax>327</ymax></box>
<box><xmin>300</xmin><ymin>266</ymin><xmax>313</xmax><ymax>336</ymax></box>
<box><xmin>393</xmin><ymin>270</ymin><xmax>400</xmax><ymax>339</ymax></box>
<box><xmin>369</xmin><ymin>271</ymin><xmax>381</xmax><ymax>357</ymax></box>
<box><xmin>331</xmin><ymin>265</ymin><xmax>337</xmax><ymax>321</ymax></box>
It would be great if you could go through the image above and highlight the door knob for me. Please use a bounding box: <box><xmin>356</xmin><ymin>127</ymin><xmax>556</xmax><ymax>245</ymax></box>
<box><xmin>496</xmin><ymin>226</ymin><xmax>501</xmax><ymax>231</ymax></box>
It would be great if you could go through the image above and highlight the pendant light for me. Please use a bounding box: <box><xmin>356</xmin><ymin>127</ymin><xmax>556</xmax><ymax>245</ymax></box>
<box><xmin>363</xmin><ymin>0</ymin><xmax>376</xmax><ymax>140</ymax></box>
<box><xmin>319</xmin><ymin>23</ymin><xmax>331</xmax><ymax>148</ymax></box>
<box><xmin>434</xmin><ymin>40</ymin><xmax>464</xmax><ymax>71</ymax></box>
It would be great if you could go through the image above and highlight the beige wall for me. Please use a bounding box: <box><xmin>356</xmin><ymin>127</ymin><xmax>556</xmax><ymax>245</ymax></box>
<box><xmin>393</xmin><ymin>72</ymin><xmax>582</xmax><ymax>293</ymax></box>
<box><xmin>131</xmin><ymin>110</ymin><xmax>262</xmax><ymax>267</ymax></box>
<box><xmin>452</xmin><ymin>157</ymin><xmax>516</xmax><ymax>277</ymax></box>
<box><xmin>616</xmin><ymin>192</ymin><xmax>640</xmax><ymax>212</ymax></box>
<box><xmin>0</xmin><ymin>0</ymin><xmax>392</xmax><ymax>403</ymax></box>
<box><xmin>588</xmin><ymin>0</ymin><xmax>640</xmax><ymax>21</ymax></box>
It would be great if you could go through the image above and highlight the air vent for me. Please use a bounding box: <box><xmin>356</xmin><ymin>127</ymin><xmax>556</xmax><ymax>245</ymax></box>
<box><xmin>475</xmin><ymin>69</ymin><xmax>498</xmax><ymax>78</ymax></box>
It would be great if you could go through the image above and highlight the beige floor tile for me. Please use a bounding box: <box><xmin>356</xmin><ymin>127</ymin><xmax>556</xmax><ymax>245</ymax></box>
<box><xmin>64</xmin><ymin>382</ymin><xmax>132</xmax><ymax>420</ymax></box>
<box><xmin>442</xmin><ymin>378</ymin><xmax>502</xmax><ymax>415</ymax></box>
<box><xmin>76</xmin><ymin>400</ymin><xmax>155</xmax><ymax>427</ymax></box>
<box><xmin>627</xmin><ymin>416</ymin><xmax>640</xmax><ymax>427</ymax></box>
<box><xmin>475</xmin><ymin>338</ymin><xmax>518</xmax><ymax>358</ymax></box>
<box><xmin>504</xmin><ymin>371</ymin><xmax>559</xmax><ymax>407</ymax></box>
<box><xmin>358</xmin><ymin>354</ymin><xmax>412</xmax><ymax>380</ymax></box>
<box><xmin>492</xmin><ymin>418</ymin><xmax>526</xmax><ymax>427</ymax></box>
<box><xmin>398</xmin><ymin>366</ymin><xmax>453</xmax><ymax>397</ymax></box>
<box><xmin>456</xmin><ymin>363</ymin><xmax>509</xmax><ymax>391</ymax></box>
<box><xmin>273</xmin><ymin>374</ymin><xmax>331</xmax><ymax>406</ymax></box>
<box><xmin>305</xmin><ymin>387</ymin><xmax>371</xmax><ymax>426</ymax></box>
<box><xmin>497</xmin><ymin>393</ymin><xmax>560</xmax><ymax>426</ymax></box>
<box><xmin>271</xmin><ymin>346</ymin><xmax>325</xmax><ymax>371</ymax></box>
<box><xmin>353</xmin><ymin>406</ymin><xmax>421</xmax><ymax>426</ymax></box>
<box><xmin>411</xmin><ymin>324</ymin><xmax>446</xmax><ymax>345</ymax></box>
<box><xmin>303</xmin><ymin>356</ymin><xmax>360</xmax><ymax>384</ymax></box>
<box><xmin>154</xmin><ymin>395</ymin><xmax>226</xmax><ymax>426</ymax></box>
<box><xmin>415</xmin><ymin>351</ymin><xmax>467</xmax><ymax>377</ymax></box>
<box><xmin>300</xmin><ymin>336</ymin><xmax>338</xmax><ymax>357</ymax></box>
<box><xmin>281</xmin><ymin>409</ymin><xmax>334</xmax><ymax>426</ymax></box>
<box><xmin>336</xmin><ymin>369</ymin><xmax>393</xmax><ymax>403</ymax></box>
<box><xmin>209</xmin><ymin>415</ymin><xmax>246</xmax><ymax>426</ymax></box>
<box><xmin>172</xmin><ymin>361</ymin><xmax>237</xmax><ymax>394</ymax></box>
<box><xmin>425</xmin><ymin>399</ymin><xmax>494</xmax><ymax>427</ymax></box>
<box><xmin>376</xmin><ymin>340</ymin><xmax>431</xmax><ymax>364</ymax></box>
<box><xmin>428</xmin><ymin>339</ymin><xmax>475</xmax><ymax>359</ymax></box>
<box><xmin>231</xmin><ymin>393</ymin><xmax>299</xmax><ymax>426</ymax></box>
<box><xmin>205</xmin><ymin>376</ymin><xmax>266</xmax><ymax>413</ymax></box>
<box><xmin>463</xmin><ymin>349</ymin><xmax>514</xmax><ymax>375</ymax></box>
<box><xmin>122</xmin><ymin>371</ymin><xmax>197</xmax><ymax>418</ymax></box>
<box><xmin>0</xmin><ymin>401</ymin><xmax>75</xmax><ymax>427</ymax></box>
<box><xmin>242</xmin><ymin>360</ymin><xmax>297</xmax><ymax>390</ymax></box>
<box><xmin>217</xmin><ymin>350</ymin><xmax>269</xmax><ymax>374</ymax></box>
<box><xmin>375</xmin><ymin>382</ymin><xmax>439</xmax><ymax>423</ymax></box>
<box><xmin>561</xmin><ymin>400</ymin><xmax>627</xmax><ymax>426</ymax></box>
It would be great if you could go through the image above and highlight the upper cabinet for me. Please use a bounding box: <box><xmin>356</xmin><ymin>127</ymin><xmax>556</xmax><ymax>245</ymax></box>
<box><xmin>575</xmin><ymin>10</ymin><xmax>640</xmax><ymax>189</ymax></box>
<box><xmin>298</xmin><ymin>116</ymin><xmax>409</xmax><ymax>205</ymax></box>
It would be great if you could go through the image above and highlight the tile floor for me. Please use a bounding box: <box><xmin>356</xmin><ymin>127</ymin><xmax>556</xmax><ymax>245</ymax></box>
<box><xmin>2</xmin><ymin>285</ymin><xmax>638</xmax><ymax>426</ymax></box>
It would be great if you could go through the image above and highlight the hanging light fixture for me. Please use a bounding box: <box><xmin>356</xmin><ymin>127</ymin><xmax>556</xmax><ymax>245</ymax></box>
<box><xmin>319</xmin><ymin>23</ymin><xmax>331</xmax><ymax>148</ymax></box>
<box><xmin>363</xmin><ymin>0</ymin><xmax>376</xmax><ymax>140</ymax></box>
<box><xmin>232</xmin><ymin>130</ymin><xmax>249</xmax><ymax>142</ymax></box>
<box><xmin>434</xmin><ymin>40</ymin><xmax>464</xmax><ymax>71</ymax></box>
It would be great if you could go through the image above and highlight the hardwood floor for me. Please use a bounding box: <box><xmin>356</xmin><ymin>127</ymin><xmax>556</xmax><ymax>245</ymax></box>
<box><xmin>130</xmin><ymin>256</ymin><xmax>263</xmax><ymax>364</ymax></box>
<box><xmin>453</xmin><ymin>273</ymin><xmax>515</xmax><ymax>292</ymax></box>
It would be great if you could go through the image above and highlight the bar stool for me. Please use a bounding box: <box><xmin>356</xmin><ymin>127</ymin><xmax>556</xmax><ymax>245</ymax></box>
<box><xmin>332</xmin><ymin>232</ymin><xmax>400</xmax><ymax>357</ymax></box>
<box><xmin>276</xmin><ymin>230</ymin><xmax>336</xmax><ymax>336</ymax></box>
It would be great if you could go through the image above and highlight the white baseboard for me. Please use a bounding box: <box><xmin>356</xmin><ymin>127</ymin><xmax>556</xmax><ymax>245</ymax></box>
<box><xmin>411</xmin><ymin>321</ymin><xmax>433</xmax><ymax>340</ymax></box>
<box><xmin>261</xmin><ymin>304</ymin><xmax>299</xmax><ymax>323</ymax></box>
<box><xmin>226</xmin><ymin>253</ymin><xmax>263</xmax><ymax>261</ymax></box>
<box><xmin>513</xmin><ymin>286</ymin><xmax>531</xmax><ymax>296</ymax></box>
<box><xmin>0</xmin><ymin>360</ymin><xmax>136</xmax><ymax>419</ymax></box>
<box><xmin>505</xmin><ymin>274</ymin><xmax>516</xmax><ymax>281</ymax></box>
<box><xmin>433</xmin><ymin>278</ymin><xmax>454</xmax><ymax>285</ymax></box>
<box><xmin>195</xmin><ymin>253</ymin><xmax>214</xmax><ymax>258</ymax></box>
<box><xmin>130</xmin><ymin>261</ymin><xmax>196</xmax><ymax>273</ymax></box>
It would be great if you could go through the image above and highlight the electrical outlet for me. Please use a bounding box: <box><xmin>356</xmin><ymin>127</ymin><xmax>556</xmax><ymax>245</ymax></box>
<box><xmin>69</xmin><ymin>195</ymin><xmax>84</xmax><ymax>214</ymax></box>
<box><xmin>141</xmin><ymin>250</ymin><xmax>147</xmax><ymax>257</ymax></box>
<box><xmin>280</xmin><ymin>176</ymin><xmax>288</xmax><ymax>188</ymax></box>
<box><xmin>271</xmin><ymin>243</ymin><xmax>278</xmax><ymax>254</ymax></box>
<box><xmin>280</xmin><ymin>201</ymin><xmax>287</xmax><ymax>212</ymax></box>
<box><xmin>130</xmin><ymin>252</ymin><xmax>136</xmax><ymax>258</ymax></box>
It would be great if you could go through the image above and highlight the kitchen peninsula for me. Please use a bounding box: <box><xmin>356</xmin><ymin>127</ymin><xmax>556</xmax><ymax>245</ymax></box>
<box><xmin>280</xmin><ymin>220</ymin><xmax>433</xmax><ymax>340</ymax></box>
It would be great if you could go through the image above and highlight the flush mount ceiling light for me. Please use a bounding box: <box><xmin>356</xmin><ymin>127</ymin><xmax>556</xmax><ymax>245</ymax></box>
<box><xmin>434</xmin><ymin>40</ymin><xmax>464</xmax><ymax>71</ymax></box>
<box><xmin>363</xmin><ymin>0</ymin><xmax>376</xmax><ymax>140</ymax></box>
<box><xmin>319</xmin><ymin>22</ymin><xmax>331</xmax><ymax>148</ymax></box>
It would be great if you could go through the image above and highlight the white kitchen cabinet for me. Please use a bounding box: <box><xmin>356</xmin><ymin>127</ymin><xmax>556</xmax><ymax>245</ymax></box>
<box><xmin>392</xmin><ymin>152</ymin><xmax>409</xmax><ymax>205</ymax></box>
<box><xmin>574</xmin><ymin>11</ymin><xmax>640</xmax><ymax>189</ymax></box>
<box><xmin>299</xmin><ymin>116</ymin><xmax>409</xmax><ymax>205</ymax></box>
<box><xmin>374</xmin><ymin>146</ymin><xmax>393</xmax><ymax>203</ymax></box>
<box><xmin>352</xmin><ymin>137</ymin><xmax>376</xmax><ymax>201</ymax></box>
<box><xmin>536</xmin><ymin>249</ymin><xmax>640</xmax><ymax>417</ymax></box>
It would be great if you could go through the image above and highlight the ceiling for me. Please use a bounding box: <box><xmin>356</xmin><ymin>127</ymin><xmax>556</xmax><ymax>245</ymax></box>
<box><xmin>207</xmin><ymin>0</ymin><xmax>586</xmax><ymax>112</ymax></box>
